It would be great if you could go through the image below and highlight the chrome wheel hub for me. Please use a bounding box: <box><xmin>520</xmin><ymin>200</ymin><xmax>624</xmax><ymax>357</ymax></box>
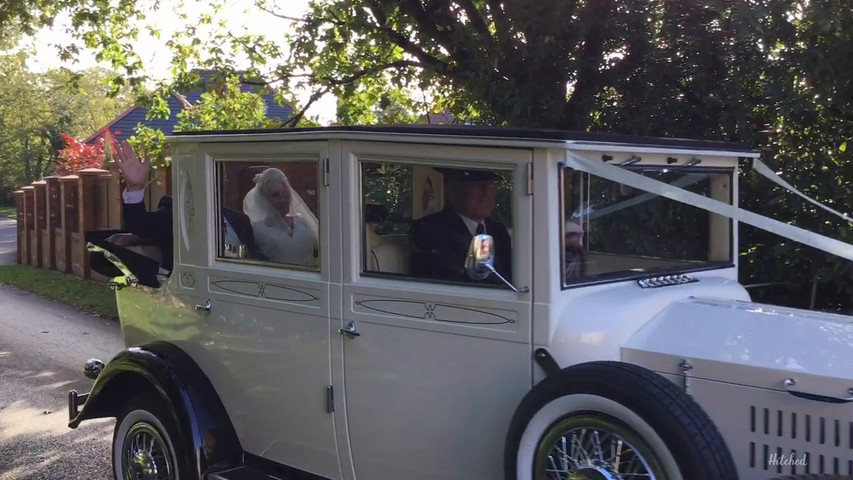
<box><xmin>536</xmin><ymin>415</ymin><xmax>661</xmax><ymax>480</ymax></box>
<box><xmin>123</xmin><ymin>423</ymin><xmax>173</xmax><ymax>480</ymax></box>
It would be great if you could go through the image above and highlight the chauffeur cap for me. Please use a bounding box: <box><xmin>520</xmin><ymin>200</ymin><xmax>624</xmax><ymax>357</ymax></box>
<box><xmin>433</xmin><ymin>167</ymin><xmax>501</xmax><ymax>182</ymax></box>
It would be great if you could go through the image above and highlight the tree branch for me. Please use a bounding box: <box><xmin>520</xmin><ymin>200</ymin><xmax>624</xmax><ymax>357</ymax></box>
<box><xmin>363</xmin><ymin>0</ymin><xmax>451</xmax><ymax>73</ymax></box>
<box><xmin>485</xmin><ymin>0</ymin><xmax>512</xmax><ymax>50</ymax></box>
<box><xmin>395</xmin><ymin>0</ymin><xmax>459</xmax><ymax>60</ymax></box>
<box><xmin>561</xmin><ymin>0</ymin><xmax>614</xmax><ymax>129</ymax></box>
<box><xmin>255</xmin><ymin>4</ymin><xmax>310</xmax><ymax>24</ymax></box>
<box><xmin>280</xmin><ymin>59</ymin><xmax>425</xmax><ymax>127</ymax></box>
<box><xmin>455</xmin><ymin>0</ymin><xmax>492</xmax><ymax>41</ymax></box>
<box><xmin>327</xmin><ymin>60</ymin><xmax>424</xmax><ymax>86</ymax></box>
<box><xmin>281</xmin><ymin>85</ymin><xmax>331</xmax><ymax>127</ymax></box>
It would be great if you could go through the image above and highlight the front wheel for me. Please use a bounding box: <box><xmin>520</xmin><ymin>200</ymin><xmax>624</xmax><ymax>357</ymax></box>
<box><xmin>112</xmin><ymin>393</ymin><xmax>190</xmax><ymax>480</ymax></box>
<box><xmin>505</xmin><ymin>361</ymin><xmax>737</xmax><ymax>480</ymax></box>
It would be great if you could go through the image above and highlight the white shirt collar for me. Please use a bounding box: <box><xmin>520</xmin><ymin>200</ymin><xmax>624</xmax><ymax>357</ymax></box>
<box><xmin>457</xmin><ymin>212</ymin><xmax>485</xmax><ymax>236</ymax></box>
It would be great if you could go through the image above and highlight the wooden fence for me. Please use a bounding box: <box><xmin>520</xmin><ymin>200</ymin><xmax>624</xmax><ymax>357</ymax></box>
<box><xmin>13</xmin><ymin>166</ymin><xmax>171</xmax><ymax>281</ymax></box>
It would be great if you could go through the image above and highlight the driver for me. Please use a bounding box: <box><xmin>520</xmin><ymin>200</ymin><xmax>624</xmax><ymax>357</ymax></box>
<box><xmin>409</xmin><ymin>168</ymin><xmax>512</xmax><ymax>284</ymax></box>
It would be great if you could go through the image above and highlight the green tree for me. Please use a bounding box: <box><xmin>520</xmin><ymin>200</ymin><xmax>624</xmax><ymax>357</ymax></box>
<box><xmin>8</xmin><ymin>0</ymin><xmax>853</xmax><ymax>311</ymax></box>
<box><xmin>736</xmin><ymin>1</ymin><xmax>853</xmax><ymax>312</ymax></box>
<box><xmin>174</xmin><ymin>75</ymin><xmax>279</xmax><ymax>131</ymax></box>
<box><xmin>0</xmin><ymin>38</ymin><xmax>130</xmax><ymax>199</ymax></box>
<box><xmin>127</xmin><ymin>73</ymin><xmax>288</xmax><ymax>166</ymax></box>
<box><xmin>0</xmin><ymin>0</ymin><xmax>756</xmax><ymax>132</ymax></box>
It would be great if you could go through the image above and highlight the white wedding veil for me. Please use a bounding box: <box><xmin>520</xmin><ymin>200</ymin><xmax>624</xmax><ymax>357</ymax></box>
<box><xmin>242</xmin><ymin>167</ymin><xmax>320</xmax><ymax>241</ymax></box>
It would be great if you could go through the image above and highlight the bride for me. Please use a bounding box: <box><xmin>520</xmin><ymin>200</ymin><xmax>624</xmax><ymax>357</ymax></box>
<box><xmin>242</xmin><ymin>168</ymin><xmax>319</xmax><ymax>267</ymax></box>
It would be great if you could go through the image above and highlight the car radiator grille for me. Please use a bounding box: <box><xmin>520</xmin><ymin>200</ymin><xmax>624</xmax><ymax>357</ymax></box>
<box><xmin>748</xmin><ymin>405</ymin><xmax>853</xmax><ymax>476</ymax></box>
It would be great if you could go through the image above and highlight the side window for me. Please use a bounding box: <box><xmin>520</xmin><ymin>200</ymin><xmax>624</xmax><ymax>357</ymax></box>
<box><xmin>215</xmin><ymin>160</ymin><xmax>320</xmax><ymax>270</ymax></box>
<box><xmin>361</xmin><ymin>161</ymin><xmax>513</xmax><ymax>287</ymax></box>
<box><xmin>561</xmin><ymin>166</ymin><xmax>732</xmax><ymax>285</ymax></box>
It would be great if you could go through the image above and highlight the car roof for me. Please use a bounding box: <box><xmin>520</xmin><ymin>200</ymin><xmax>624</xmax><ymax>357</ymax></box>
<box><xmin>168</xmin><ymin>124</ymin><xmax>758</xmax><ymax>156</ymax></box>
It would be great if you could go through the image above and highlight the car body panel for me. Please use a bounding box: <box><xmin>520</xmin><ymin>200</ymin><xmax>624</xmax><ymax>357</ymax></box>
<box><xmin>75</xmin><ymin>126</ymin><xmax>853</xmax><ymax>480</ymax></box>
<box><xmin>623</xmin><ymin>297</ymin><xmax>853</xmax><ymax>478</ymax></box>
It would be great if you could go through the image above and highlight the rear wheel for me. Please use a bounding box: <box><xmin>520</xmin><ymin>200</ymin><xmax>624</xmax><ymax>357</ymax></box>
<box><xmin>505</xmin><ymin>361</ymin><xmax>737</xmax><ymax>480</ymax></box>
<box><xmin>112</xmin><ymin>393</ymin><xmax>190</xmax><ymax>480</ymax></box>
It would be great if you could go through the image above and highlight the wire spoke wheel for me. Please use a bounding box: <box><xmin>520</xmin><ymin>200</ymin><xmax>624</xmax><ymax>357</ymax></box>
<box><xmin>535</xmin><ymin>414</ymin><xmax>665</xmax><ymax>480</ymax></box>
<box><xmin>122</xmin><ymin>422</ymin><xmax>174</xmax><ymax>480</ymax></box>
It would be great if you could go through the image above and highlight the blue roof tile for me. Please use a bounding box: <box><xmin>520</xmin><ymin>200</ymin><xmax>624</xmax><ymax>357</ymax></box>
<box><xmin>85</xmin><ymin>73</ymin><xmax>292</xmax><ymax>144</ymax></box>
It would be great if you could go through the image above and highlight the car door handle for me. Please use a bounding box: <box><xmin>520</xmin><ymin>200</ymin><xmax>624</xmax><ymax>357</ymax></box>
<box><xmin>339</xmin><ymin>321</ymin><xmax>360</xmax><ymax>339</ymax></box>
<box><xmin>784</xmin><ymin>378</ymin><xmax>853</xmax><ymax>404</ymax></box>
<box><xmin>195</xmin><ymin>299</ymin><xmax>212</xmax><ymax>313</ymax></box>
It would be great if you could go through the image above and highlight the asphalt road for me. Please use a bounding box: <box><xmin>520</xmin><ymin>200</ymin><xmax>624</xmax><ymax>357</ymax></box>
<box><xmin>0</xmin><ymin>218</ymin><xmax>15</xmax><ymax>266</ymax></box>
<box><xmin>0</xmin><ymin>278</ymin><xmax>123</xmax><ymax>479</ymax></box>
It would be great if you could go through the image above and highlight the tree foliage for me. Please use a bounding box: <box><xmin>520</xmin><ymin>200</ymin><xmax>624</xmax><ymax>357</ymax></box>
<box><xmin>55</xmin><ymin>131</ymin><xmax>113</xmax><ymax>175</ymax></box>
<box><xmin>0</xmin><ymin>45</ymin><xmax>131</xmax><ymax>200</ymax></box>
<box><xmin>4</xmin><ymin>0</ymin><xmax>853</xmax><ymax>311</ymax></box>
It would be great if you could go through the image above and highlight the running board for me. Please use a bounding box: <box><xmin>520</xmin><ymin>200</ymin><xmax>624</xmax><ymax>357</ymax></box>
<box><xmin>207</xmin><ymin>467</ymin><xmax>284</xmax><ymax>480</ymax></box>
<box><xmin>209</xmin><ymin>453</ymin><xmax>331</xmax><ymax>480</ymax></box>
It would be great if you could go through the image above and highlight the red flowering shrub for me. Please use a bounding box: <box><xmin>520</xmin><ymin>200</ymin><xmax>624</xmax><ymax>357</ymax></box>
<box><xmin>55</xmin><ymin>129</ymin><xmax>120</xmax><ymax>175</ymax></box>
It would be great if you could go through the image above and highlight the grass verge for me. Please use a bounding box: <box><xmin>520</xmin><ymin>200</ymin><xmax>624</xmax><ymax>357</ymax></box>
<box><xmin>0</xmin><ymin>264</ymin><xmax>118</xmax><ymax>319</ymax></box>
<box><xmin>0</xmin><ymin>204</ymin><xmax>15</xmax><ymax>219</ymax></box>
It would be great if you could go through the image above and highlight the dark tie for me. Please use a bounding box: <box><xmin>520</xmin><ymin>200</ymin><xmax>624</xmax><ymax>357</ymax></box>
<box><xmin>476</xmin><ymin>223</ymin><xmax>485</xmax><ymax>235</ymax></box>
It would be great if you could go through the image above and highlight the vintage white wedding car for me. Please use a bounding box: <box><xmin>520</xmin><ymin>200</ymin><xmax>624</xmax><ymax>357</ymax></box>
<box><xmin>69</xmin><ymin>125</ymin><xmax>853</xmax><ymax>480</ymax></box>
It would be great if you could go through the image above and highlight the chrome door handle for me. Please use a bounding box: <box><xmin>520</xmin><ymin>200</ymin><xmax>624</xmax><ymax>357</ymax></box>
<box><xmin>194</xmin><ymin>299</ymin><xmax>212</xmax><ymax>312</ymax></box>
<box><xmin>338</xmin><ymin>321</ymin><xmax>360</xmax><ymax>339</ymax></box>
<box><xmin>783</xmin><ymin>378</ymin><xmax>853</xmax><ymax>404</ymax></box>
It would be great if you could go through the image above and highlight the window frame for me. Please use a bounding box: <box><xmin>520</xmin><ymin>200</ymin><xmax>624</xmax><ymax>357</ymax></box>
<box><xmin>559</xmin><ymin>164</ymin><xmax>736</xmax><ymax>289</ymax></box>
<box><xmin>211</xmin><ymin>155</ymin><xmax>323</xmax><ymax>273</ymax></box>
<box><xmin>357</xmin><ymin>156</ymin><xmax>516</xmax><ymax>290</ymax></box>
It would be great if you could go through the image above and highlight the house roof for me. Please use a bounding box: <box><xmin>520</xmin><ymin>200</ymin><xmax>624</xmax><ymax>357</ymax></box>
<box><xmin>84</xmin><ymin>71</ymin><xmax>292</xmax><ymax>144</ymax></box>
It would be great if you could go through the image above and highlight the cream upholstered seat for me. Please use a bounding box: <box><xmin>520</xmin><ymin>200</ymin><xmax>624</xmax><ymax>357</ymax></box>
<box><xmin>363</xmin><ymin>203</ymin><xmax>411</xmax><ymax>275</ymax></box>
<box><xmin>367</xmin><ymin>235</ymin><xmax>410</xmax><ymax>274</ymax></box>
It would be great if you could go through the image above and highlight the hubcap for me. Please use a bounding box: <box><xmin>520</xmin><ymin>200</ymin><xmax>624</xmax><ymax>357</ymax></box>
<box><xmin>535</xmin><ymin>413</ymin><xmax>665</xmax><ymax>480</ymax></box>
<box><xmin>123</xmin><ymin>423</ymin><xmax>174</xmax><ymax>480</ymax></box>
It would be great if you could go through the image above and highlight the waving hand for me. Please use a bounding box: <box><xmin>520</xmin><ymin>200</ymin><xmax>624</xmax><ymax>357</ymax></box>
<box><xmin>114</xmin><ymin>141</ymin><xmax>150</xmax><ymax>191</ymax></box>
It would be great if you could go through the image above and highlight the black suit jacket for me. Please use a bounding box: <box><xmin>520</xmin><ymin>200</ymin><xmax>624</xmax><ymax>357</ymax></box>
<box><xmin>123</xmin><ymin>196</ymin><xmax>265</xmax><ymax>271</ymax></box>
<box><xmin>409</xmin><ymin>207</ymin><xmax>512</xmax><ymax>285</ymax></box>
<box><xmin>122</xmin><ymin>196</ymin><xmax>174</xmax><ymax>271</ymax></box>
<box><xmin>222</xmin><ymin>206</ymin><xmax>265</xmax><ymax>260</ymax></box>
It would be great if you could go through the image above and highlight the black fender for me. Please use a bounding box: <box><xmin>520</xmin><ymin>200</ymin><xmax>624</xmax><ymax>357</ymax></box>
<box><xmin>69</xmin><ymin>341</ymin><xmax>242</xmax><ymax>477</ymax></box>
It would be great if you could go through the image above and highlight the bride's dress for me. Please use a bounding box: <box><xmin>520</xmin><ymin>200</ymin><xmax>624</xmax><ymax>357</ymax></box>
<box><xmin>243</xmin><ymin>168</ymin><xmax>320</xmax><ymax>267</ymax></box>
<box><xmin>251</xmin><ymin>214</ymin><xmax>317</xmax><ymax>266</ymax></box>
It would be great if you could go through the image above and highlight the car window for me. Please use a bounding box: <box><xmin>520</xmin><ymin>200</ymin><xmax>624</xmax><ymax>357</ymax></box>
<box><xmin>561</xmin><ymin>166</ymin><xmax>732</xmax><ymax>285</ymax></box>
<box><xmin>361</xmin><ymin>161</ymin><xmax>513</xmax><ymax>287</ymax></box>
<box><xmin>215</xmin><ymin>160</ymin><xmax>320</xmax><ymax>270</ymax></box>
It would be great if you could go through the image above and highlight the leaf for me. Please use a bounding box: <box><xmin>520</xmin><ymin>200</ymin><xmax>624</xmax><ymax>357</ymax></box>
<box><xmin>841</xmin><ymin>142</ymin><xmax>847</xmax><ymax>153</ymax></box>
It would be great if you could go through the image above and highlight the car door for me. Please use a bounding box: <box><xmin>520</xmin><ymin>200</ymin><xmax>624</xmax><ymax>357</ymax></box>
<box><xmin>338</xmin><ymin>141</ymin><xmax>534</xmax><ymax>480</ymax></box>
<box><xmin>187</xmin><ymin>141</ymin><xmax>341</xmax><ymax>479</ymax></box>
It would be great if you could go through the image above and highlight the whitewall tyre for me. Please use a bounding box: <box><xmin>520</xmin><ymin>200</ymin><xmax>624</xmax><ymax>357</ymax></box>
<box><xmin>112</xmin><ymin>394</ymin><xmax>189</xmax><ymax>480</ymax></box>
<box><xmin>504</xmin><ymin>361</ymin><xmax>738</xmax><ymax>480</ymax></box>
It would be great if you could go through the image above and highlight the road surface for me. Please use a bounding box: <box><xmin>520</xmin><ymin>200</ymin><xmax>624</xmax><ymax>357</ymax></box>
<box><xmin>0</xmin><ymin>281</ymin><xmax>123</xmax><ymax>480</ymax></box>
<box><xmin>0</xmin><ymin>218</ymin><xmax>15</xmax><ymax>266</ymax></box>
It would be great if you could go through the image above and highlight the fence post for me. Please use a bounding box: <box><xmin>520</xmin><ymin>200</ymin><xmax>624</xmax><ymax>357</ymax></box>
<box><xmin>21</xmin><ymin>186</ymin><xmax>34</xmax><ymax>266</ymax></box>
<box><xmin>57</xmin><ymin>175</ymin><xmax>79</xmax><ymax>274</ymax></box>
<box><xmin>43</xmin><ymin>176</ymin><xmax>61</xmax><ymax>270</ymax></box>
<box><xmin>31</xmin><ymin>180</ymin><xmax>47</xmax><ymax>268</ymax></box>
<box><xmin>13</xmin><ymin>190</ymin><xmax>24</xmax><ymax>265</ymax></box>
<box><xmin>104</xmin><ymin>163</ymin><xmax>123</xmax><ymax>229</ymax></box>
<box><xmin>76</xmin><ymin>168</ymin><xmax>109</xmax><ymax>279</ymax></box>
